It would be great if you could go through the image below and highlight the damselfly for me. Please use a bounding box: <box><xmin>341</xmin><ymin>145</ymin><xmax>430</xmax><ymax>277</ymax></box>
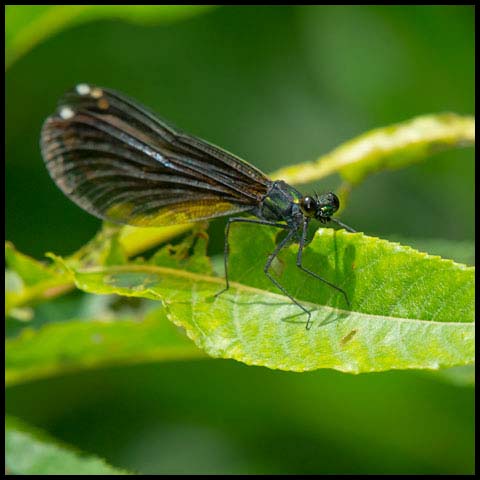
<box><xmin>41</xmin><ymin>84</ymin><xmax>355</xmax><ymax>329</ymax></box>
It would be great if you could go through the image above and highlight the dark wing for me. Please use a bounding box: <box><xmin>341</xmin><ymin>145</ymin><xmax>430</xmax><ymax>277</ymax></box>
<box><xmin>40</xmin><ymin>84</ymin><xmax>272</xmax><ymax>227</ymax></box>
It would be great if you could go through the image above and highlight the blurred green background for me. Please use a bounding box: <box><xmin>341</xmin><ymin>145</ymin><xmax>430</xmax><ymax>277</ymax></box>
<box><xmin>6</xmin><ymin>5</ymin><xmax>474</xmax><ymax>474</ymax></box>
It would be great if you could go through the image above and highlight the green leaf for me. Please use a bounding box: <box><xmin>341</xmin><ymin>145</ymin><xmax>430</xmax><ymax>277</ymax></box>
<box><xmin>6</xmin><ymin>5</ymin><xmax>215</xmax><ymax>69</ymax></box>
<box><xmin>6</xmin><ymin>415</ymin><xmax>131</xmax><ymax>474</ymax></box>
<box><xmin>71</xmin><ymin>222</ymin><xmax>194</xmax><ymax>265</ymax></box>
<box><xmin>63</xmin><ymin>226</ymin><xmax>474</xmax><ymax>374</ymax></box>
<box><xmin>5</xmin><ymin>241</ymin><xmax>59</xmax><ymax>285</ymax></box>
<box><xmin>383</xmin><ymin>236</ymin><xmax>475</xmax><ymax>266</ymax></box>
<box><xmin>5</xmin><ymin>242</ymin><xmax>73</xmax><ymax>317</ymax></box>
<box><xmin>149</xmin><ymin>225</ymin><xmax>213</xmax><ymax>274</ymax></box>
<box><xmin>5</xmin><ymin>231</ymin><xmax>209</xmax><ymax>386</ymax></box>
<box><xmin>4</xmin><ymin>223</ymin><xmax>197</xmax><ymax>316</ymax></box>
<box><xmin>272</xmin><ymin>113</ymin><xmax>475</xmax><ymax>186</ymax></box>
<box><xmin>5</xmin><ymin>104</ymin><xmax>474</xmax><ymax>378</ymax></box>
<box><xmin>5</xmin><ymin>304</ymin><xmax>204</xmax><ymax>386</ymax></box>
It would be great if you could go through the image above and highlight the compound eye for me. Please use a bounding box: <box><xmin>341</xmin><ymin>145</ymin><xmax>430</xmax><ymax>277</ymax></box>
<box><xmin>300</xmin><ymin>196</ymin><xmax>317</xmax><ymax>216</ymax></box>
<box><xmin>315</xmin><ymin>192</ymin><xmax>340</xmax><ymax>219</ymax></box>
<box><xmin>327</xmin><ymin>192</ymin><xmax>340</xmax><ymax>212</ymax></box>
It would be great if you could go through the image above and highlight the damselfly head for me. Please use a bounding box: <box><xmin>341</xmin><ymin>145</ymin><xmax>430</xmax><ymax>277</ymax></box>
<box><xmin>303</xmin><ymin>192</ymin><xmax>340</xmax><ymax>221</ymax></box>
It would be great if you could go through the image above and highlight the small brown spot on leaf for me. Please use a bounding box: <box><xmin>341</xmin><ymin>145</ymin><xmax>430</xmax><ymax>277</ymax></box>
<box><xmin>341</xmin><ymin>329</ymin><xmax>357</xmax><ymax>345</ymax></box>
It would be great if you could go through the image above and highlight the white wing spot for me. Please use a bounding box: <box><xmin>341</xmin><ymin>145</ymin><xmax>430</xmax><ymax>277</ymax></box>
<box><xmin>59</xmin><ymin>106</ymin><xmax>74</xmax><ymax>119</ymax></box>
<box><xmin>76</xmin><ymin>83</ymin><xmax>91</xmax><ymax>95</ymax></box>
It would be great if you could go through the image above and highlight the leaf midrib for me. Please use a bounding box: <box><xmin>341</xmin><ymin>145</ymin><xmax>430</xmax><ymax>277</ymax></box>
<box><xmin>75</xmin><ymin>264</ymin><xmax>473</xmax><ymax>326</ymax></box>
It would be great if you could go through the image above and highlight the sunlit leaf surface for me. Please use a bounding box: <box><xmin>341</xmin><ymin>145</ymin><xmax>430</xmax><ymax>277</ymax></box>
<box><xmin>273</xmin><ymin>113</ymin><xmax>474</xmax><ymax>186</ymax></box>
<box><xmin>64</xmin><ymin>227</ymin><xmax>475</xmax><ymax>374</ymax></box>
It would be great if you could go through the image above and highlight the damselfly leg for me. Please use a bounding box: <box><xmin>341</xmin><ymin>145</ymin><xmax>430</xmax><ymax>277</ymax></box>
<box><xmin>214</xmin><ymin>217</ymin><xmax>288</xmax><ymax>297</ymax></box>
<box><xmin>296</xmin><ymin>219</ymin><xmax>350</xmax><ymax>319</ymax></box>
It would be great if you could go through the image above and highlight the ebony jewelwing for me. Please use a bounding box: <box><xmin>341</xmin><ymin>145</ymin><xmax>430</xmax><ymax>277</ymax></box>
<box><xmin>41</xmin><ymin>84</ymin><xmax>355</xmax><ymax>329</ymax></box>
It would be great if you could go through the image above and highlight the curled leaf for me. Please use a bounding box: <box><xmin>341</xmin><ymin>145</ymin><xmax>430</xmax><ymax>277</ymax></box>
<box><xmin>272</xmin><ymin>113</ymin><xmax>475</xmax><ymax>186</ymax></box>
